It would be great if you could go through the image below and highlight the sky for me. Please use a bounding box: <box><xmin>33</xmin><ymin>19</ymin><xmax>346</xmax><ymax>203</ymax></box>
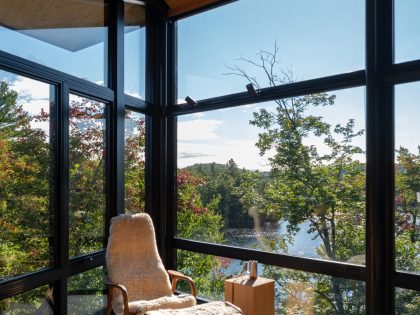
<box><xmin>0</xmin><ymin>0</ymin><xmax>419</xmax><ymax>171</ymax></box>
<box><xmin>177</xmin><ymin>0</ymin><xmax>420</xmax><ymax>170</ymax></box>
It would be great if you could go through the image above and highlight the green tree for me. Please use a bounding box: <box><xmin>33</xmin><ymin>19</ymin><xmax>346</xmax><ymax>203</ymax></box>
<box><xmin>124</xmin><ymin>113</ymin><xmax>146</xmax><ymax>214</ymax></box>
<box><xmin>176</xmin><ymin>169</ymin><xmax>229</xmax><ymax>299</ymax></box>
<box><xmin>67</xmin><ymin>97</ymin><xmax>106</xmax><ymax>257</ymax></box>
<box><xmin>395</xmin><ymin>146</ymin><xmax>420</xmax><ymax>273</ymax></box>
<box><xmin>229</xmin><ymin>46</ymin><xmax>366</xmax><ymax>314</ymax></box>
<box><xmin>186</xmin><ymin>159</ymin><xmax>251</xmax><ymax>229</ymax></box>
<box><xmin>0</xmin><ymin>80</ymin><xmax>52</xmax><ymax>312</ymax></box>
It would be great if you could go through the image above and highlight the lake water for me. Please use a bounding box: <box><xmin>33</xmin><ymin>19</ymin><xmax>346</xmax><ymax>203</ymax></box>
<box><xmin>223</xmin><ymin>220</ymin><xmax>324</xmax><ymax>274</ymax></box>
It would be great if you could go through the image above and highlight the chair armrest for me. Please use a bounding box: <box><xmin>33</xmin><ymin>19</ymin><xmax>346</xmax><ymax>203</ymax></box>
<box><xmin>167</xmin><ymin>270</ymin><xmax>197</xmax><ymax>297</ymax></box>
<box><xmin>105</xmin><ymin>278</ymin><xmax>130</xmax><ymax>315</ymax></box>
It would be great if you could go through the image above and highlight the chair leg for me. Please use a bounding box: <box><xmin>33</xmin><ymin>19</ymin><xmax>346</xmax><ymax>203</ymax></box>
<box><xmin>106</xmin><ymin>288</ymin><xmax>113</xmax><ymax>315</ymax></box>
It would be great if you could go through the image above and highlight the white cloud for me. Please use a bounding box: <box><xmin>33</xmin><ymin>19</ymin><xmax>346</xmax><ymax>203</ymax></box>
<box><xmin>20</xmin><ymin>99</ymin><xmax>50</xmax><ymax>115</ymax></box>
<box><xmin>178</xmin><ymin>119</ymin><xmax>222</xmax><ymax>141</ymax></box>
<box><xmin>5</xmin><ymin>75</ymin><xmax>51</xmax><ymax>135</ymax></box>
<box><xmin>178</xmin><ymin>139</ymin><xmax>272</xmax><ymax>171</ymax></box>
<box><xmin>10</xmin><ymin>76</ymin><xmax>50</xmax><ymax>101</ymax></box>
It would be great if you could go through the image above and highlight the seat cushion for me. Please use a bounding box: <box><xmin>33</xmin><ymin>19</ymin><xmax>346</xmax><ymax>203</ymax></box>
<box><xmin>145</xmin><ymin>301</ymin><xmax>243</xmax><ymax>315</ymax></box>
<box><xmin>113</xmin><ymin>294</ymin><xmax>196</xmax><ymax>315</ymax></box>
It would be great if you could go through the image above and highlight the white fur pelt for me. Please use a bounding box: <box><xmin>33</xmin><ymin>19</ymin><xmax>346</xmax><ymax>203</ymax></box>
<box><xmin>145</xmin><ymin>301</ymin><xmax>243</xmax><ymax>315</ymax></box>
<box><xmin>106</xmin><ymin>214</ymin><xmax>196</xmax><ymax>315</ymax></box>
<box><xmin>129</xmin><ymin>294</ymin><xmax>197</xmax><ymax>314</ymax></box>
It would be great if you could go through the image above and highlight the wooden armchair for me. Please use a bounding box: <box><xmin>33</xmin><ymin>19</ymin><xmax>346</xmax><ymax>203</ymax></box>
<box><xmin>105</xmin><ymin>213</ymin><xmax>197</xmax><ymax>315</ymax></box>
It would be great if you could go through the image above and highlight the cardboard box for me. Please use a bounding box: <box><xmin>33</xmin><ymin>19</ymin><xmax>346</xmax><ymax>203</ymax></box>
<box><xmin>224</xmin><ymin>275</ymin><xmax>275</xmax><ymax>315</ymax></box>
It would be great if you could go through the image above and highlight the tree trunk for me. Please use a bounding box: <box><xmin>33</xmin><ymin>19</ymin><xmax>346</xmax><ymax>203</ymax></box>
<box><xmin>332</xmin><ymin>278</ymin><xmax>345</xmax><ymax>315</ymax></box>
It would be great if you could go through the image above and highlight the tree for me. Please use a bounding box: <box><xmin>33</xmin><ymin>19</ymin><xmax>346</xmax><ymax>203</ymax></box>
<box><xmin>0</xmin><ymin>80</ymin><xmax>52</xmax><ymax>312</ymax></box>
<box><xmin>176</xmin><ymin>169</ymin><xmax>229</xmax><ymax>299</ymax></box>
<box><xmin>228</xmin><ymin>45</ymin><xmax>366</xmax><ymax>314</ymax></box>
<box><xmin>66</xmin><ymin>97</ymin><xmax>107</xmax><ymax>257</ymax></box>
<box><xmin>185</xmin><ymin>159</ymin><xmax>251</xmax><ymax>229</ymax></box>
<box><xmin>395</xmin><ymin>146</ymin><xmax>420</xmax><ymax>273</ymax></box>
<box><xmin>124</xmin><ymin>113</ymin><xmax>146</xmax><ymax>214</ymax></box>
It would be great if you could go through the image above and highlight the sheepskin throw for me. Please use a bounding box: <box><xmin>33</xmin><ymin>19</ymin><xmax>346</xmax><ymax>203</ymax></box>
<box><xmin>106</xmin><ymin>213</ymin><xmax>196</xmax><ymax>314</ymax></box>
<box><xmin>128</xmin><ymin>295</ymin><xmax>197</xmax><ymax>315</ymax></box>
<box><xmin>145</xmin><ymin>301</ymin><xmax>243</xmax><ymax>315</ymax></box>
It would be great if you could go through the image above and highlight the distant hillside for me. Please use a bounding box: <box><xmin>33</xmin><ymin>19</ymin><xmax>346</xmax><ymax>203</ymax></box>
<box><xmin>182</xmin><ymin>160</ymin><xmax>253</xmax><ymax>228</ymax></box>
<box><xmin>181</xmin><ymin>160</ymin><xmax>276</xmax><ymax>229</ymax></box>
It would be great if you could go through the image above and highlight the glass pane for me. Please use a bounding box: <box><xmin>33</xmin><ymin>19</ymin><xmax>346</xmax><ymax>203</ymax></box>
<box><xmin>395</xmin><ymin>83</ymin><xmax>420</xmax><ymax>274</ymax></box>
<box><xmin>68</xmin><ymin>267</ymin><xmax>106</xmax><ymax>315</ymax></box>
<box><xmin>0</xmin><ymin>70</ymin><xmax>54</xmax><ymax>281</ymax></box>
<box><xmin>0</xmin><ymin>1</ymin><xmax>107</xmax><ymax>85</ymax></box>
<box><xmin>176</xmin><ymin>250</ymin><xmax>237</xmax><ymax>301</ymax></box>
<box><xmin>177</xmin><ymin>250</ymin><xmax>365</xmax><ymax>314</ymax></box>
<box><xmin>0</xmin><ymin>285</ymin><xmax>53</xmax><ymax>314</ymax></box>
<box><xmin>69</xmin><ymin>94</ymin><xmax>106</xmax><ymax>258</ymax></box>
<box><xmin>395</xmin><ymin>287</ymin><xmax>420</xmax><ymax>315</ymax></box>
<box><xmin>178</xmin><ymin>0</ymin><xmax>364</xmax><ymax>101</ymax></box>
<box><xmin>125</xmin><ymin>111</ymin><xmax>145</xmax><ymax>213</ymax></box>
<box><xmin>124</xmin><ymin>3</ymin><xmax>146</xmax><ymax>99</ymax></box>
<box><xmin>177</xmin><ymin>88</ymin><xmax>366</xmax><ymax>264</ymax></box>
<box><xmin>395</xmin><ymin>0</ymin><xmax>420</xmax><ymax>63</ymax></box>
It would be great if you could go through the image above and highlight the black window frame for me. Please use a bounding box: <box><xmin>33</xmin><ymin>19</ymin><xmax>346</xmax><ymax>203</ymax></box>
<box><xmin>167</xmin><ymin>0</ymin><xmax>420</xmax><ymax>314</ymax></box>
<box><xmin>0</xmin><ymin>0</ymin><xmax>152</xmax><ymax>313</ymax></box>
<box><xmin>0</xmin><ymin>0</ymin><xmax>419</xmax><ymax>314</ymax></box>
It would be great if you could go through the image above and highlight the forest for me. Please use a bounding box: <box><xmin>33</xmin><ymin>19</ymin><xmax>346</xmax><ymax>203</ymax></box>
<box><xmin>1</xmin><ymin>53</ymin><xmax>419</xmax><ymax>314</ymax></box>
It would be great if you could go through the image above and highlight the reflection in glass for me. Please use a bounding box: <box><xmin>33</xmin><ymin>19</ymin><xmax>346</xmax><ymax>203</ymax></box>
<box><xmin>177</xmin><ymin>88</ymin><xmax>366</xmax><ymax>264</ymax></box>
<box><xmin>68</xmin><ymin>267</ymin><xmax>106</xmax><ymax>315</ymax></box>
<box><xmin>395</xmin><ymin>287</ymin><xmax>420</xmax><ymax>315</ymax></box>
<box><xmin>395</xmin><ymin>83</ymin><xmax>420</xmax><ymax>274</ymax></box>
<box><xmin>0</xmin><ymin>0</ymin><xmax>108</xmax><ymax>85</ymax></box>
<box><xmin>0</xmin><ymin>70</ymin><xmax>54</xmax><ymax>281</ymax></box>
<box><xmin>395</xmin><ymin>0</ymin><xmax>420</xmax><ymax>63</ymax></box>
<box><xmin>177</xmin><ymin>250</ymin><xmax>365</xmax><ymax>314</ymax></box>
<box><xmin>178</xmin><ymin>0</ymin><xmax>364</xmax><ymax>100</ymax></box>
<box><xmin>125</xmin><ymin>111</ymin><xmax>146</xmax><ymax>214</ymax></box>
<box><xmin>124</xmin><ymin>3</ymin><xmax>146</xmax><ymax>98</ymax></box>
<box><xmin>0</xmin><ymin>285</ymin><xmax>53</xmax><ymax>314</ymax></box>
<box><xmin>69</xmin><ymin>94</ymin><xmax>106</xmax><ymax>258</ymax></box>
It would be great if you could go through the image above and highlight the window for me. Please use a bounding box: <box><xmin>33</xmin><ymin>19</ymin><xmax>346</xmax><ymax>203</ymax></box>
<box><xmin>0</xmin><ymin>1</ymin><xmax>146</xmax><ymax>313</ymax></box>
<box><xmin>177</xmin><ymin>0</ymin><xmax>364</xmax><ymax>100</ymax></box>
<box><xmin>395</xmin><ymin>82</ymin><xmax>420</xmax><ymax>274</ymax></box>
<box><xmin>177</xmin><ymin>87</ymin><xmax>366</xmax><ymax>264</ymax></box>
<box><xmin>67</xmin><ymin>267</ymin><xmax>106</xmax><ymax>315</ymax></box>
<box><xmin>1</xmin><ymin>0</ymin><xmax>420</xmax><ymax>314</ymax></box>
<box><xmin>394</xmin><ymin>0</ymin><xmax>420</xmax><ymax>63</ymax></box>
<box><xmin>69</xmin><ymin>94</ymin><xmax>106</xmax><ymax>258</ymax></box>
<box><xmin>173</xmin><ymin>0</ymin><xmax>418</xmax><ymax>313</ymax></box>
<box><xmin>177</xmin><ymin>250</ymin><xmax>365</xmax><ymax>313</ymax></box>
<box><xmin>125</xmin><ymin>110</ymin><xmax>146</xmax><ymax>214</ymax></box>
<box><xmin>124</xmin><ymin>3</ymin><xmax>146</xmax><ymax>98</ymax></box>
<box><xmin>395</xmin><ymin>288</ymin><xmax>420</xmax><ymax>314</ymax></box>
<box><xmin>0</xmin><ymin>69</ymin><xmax>55</xmax><ymax>281</ymax></box>
<box><xmin>0</xmin><ymin>285</ymin><xmax>53</xmax><ymax>314</ymax></box>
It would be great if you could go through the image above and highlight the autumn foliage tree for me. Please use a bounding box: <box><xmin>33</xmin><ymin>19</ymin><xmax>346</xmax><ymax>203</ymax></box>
<box><xmin>176</xmin><ymin>169</ymin><xmax>227</xmax><ymax>299</ymax></box>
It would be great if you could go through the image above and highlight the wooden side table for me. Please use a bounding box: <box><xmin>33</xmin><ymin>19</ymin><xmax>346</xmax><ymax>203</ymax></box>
<box><xmin>224</xmin><ymin>275</ymin><xmax>275</xmax><ymax>315</ymax></box>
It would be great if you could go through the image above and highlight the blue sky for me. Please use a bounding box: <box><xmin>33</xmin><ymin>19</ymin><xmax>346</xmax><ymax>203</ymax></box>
<box><xmin>177</xmin><ymin>0</ymin><xmax>420</xmax><ymax>169</ymax></box>
<box><xmin>0</xmin><ymin>0</ymin><xmax>419</xmax><ymax>170</ymax></box>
